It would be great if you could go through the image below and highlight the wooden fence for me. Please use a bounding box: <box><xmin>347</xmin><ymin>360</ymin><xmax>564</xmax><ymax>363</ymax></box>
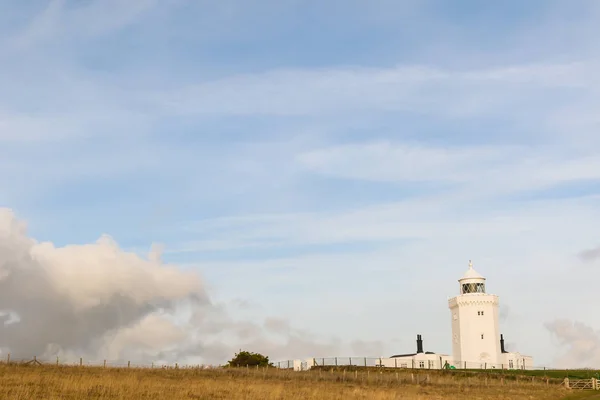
<box><xmin>564</xmin><ymin>378</ymin><xmax>598</xmax><ymax>390</ymax></box>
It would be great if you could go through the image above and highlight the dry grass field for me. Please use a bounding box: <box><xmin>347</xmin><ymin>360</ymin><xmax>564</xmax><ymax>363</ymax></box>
<box><xmin>0</xmin><ymin>362</ymin><xmax>591</xmax><ymax>400</ymax></box>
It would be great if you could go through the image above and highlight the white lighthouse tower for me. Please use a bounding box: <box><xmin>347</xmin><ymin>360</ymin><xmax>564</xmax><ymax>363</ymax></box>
<box><xmin>448</xmin><ymin>260</ymin><xmax>501</xmax><ymax>368</ymax></box>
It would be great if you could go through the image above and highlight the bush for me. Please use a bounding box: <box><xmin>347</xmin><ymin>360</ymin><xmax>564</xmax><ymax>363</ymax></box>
<box><xmin>226</xmin><ymin>351</ymin><xmax>273</xmax><ymax>368</ymax></box>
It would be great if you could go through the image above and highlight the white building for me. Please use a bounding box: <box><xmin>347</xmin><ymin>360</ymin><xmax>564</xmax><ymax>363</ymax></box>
<box><xmin>381</xmin><ymin>334</ymin><xmax>453</xmax><ymax>369</ymax></box>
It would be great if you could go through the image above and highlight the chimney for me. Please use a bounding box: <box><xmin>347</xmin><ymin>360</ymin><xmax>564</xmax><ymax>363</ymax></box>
<box><xmin>500</xmin><ymin>334</ymin><xmax>507</xmax><ymax>353</ymax></box>
<box><xmin>416</xmin><ymin>334</ymin><xmax>424</xmax><ymax>353</ymax></box>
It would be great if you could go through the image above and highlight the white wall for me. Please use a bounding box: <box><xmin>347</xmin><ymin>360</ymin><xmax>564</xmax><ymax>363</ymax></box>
<box><xmin>378</xmin><ymin>353</ymin><xmax>453</xmax><ymax>369</ymax></box>
<box><xmin>449</xmin><ymin>292</ymin><xmax>501</xmax><ymax>365</ymax></box>
<box><xmin>501</xmin><ymin>352</ymin><xmax>534</xmax><ymax>370</ymax></box>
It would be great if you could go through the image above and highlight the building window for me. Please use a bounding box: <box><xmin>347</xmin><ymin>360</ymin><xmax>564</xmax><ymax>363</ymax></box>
<box><xmin>400</xmin><ymin>363</ymin><xmax>407</xmax><ymax>368</ymax></box>
<box><xmin>419</xmin><ymin>361</ymin><xmax>425</xmax><ymax>368</ymax></box>
<box><xmin>509</xmin><ymin>360</ymin><xmax>514</xmax><ymax>369</ymax></box>
<box><xmin>428</xmin><ymin>360</ymin><xmax>434</xmax><ymax>369</ymax></box>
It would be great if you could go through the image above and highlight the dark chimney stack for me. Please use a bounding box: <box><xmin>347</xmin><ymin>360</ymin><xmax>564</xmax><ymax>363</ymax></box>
<box><xmin>500</xmin><ymin>334</ymin><xmax>507</xmax><ymax>353</ymax></box>
<box><xmin>416</xmin><ymin>334</ymin><xmax>424</xmax><ymax>353</ymax></box>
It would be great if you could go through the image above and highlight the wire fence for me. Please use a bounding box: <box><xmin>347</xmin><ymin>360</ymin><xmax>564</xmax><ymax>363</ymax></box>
<box><xmin>0</xmin><ymin>354</ymin><xmax>216</xmax><ymax>370</ymax></box>
<box><xmin>2</xmin><ymin>353</ymin><xmax>599</xmax><ymax>381</ymax></box>
<box><xmin>272</xmin><ymin>357</ymin><xmax>532</xmax><ymax>371</ymax></box>
<box><xmin>270</xmin><ymin>356</ymin><xmax>599</xmax><ymax>375</ymax></box>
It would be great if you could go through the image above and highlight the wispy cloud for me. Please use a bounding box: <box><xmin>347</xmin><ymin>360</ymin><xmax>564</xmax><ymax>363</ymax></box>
<box><xmin>296</xmin><ymin>141</ymin><xmax>600</xmax><ymax>199</ymax></box>
<box><xmin>158</xmin><ymin>62</ymin><xmax>596</xmax><ymax>119</ymax></box>
<box><xmin>9</xmin><ymin>0</ymin><xmax>160</xmax><ymax>49</ymax></box>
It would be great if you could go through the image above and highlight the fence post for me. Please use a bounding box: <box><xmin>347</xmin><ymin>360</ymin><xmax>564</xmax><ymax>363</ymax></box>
<box><xmin>56</xmin><ymin>356</ymin><xmax>59</xmax><ymax>366</ymax></box>
<box><xmin>104</xmin><ymin>360</ymin><xmax>106</xmax><ymax>368</ymax></box>
<box><xmin>592</xmin><ymin>378</ymin><xmax>597</xmax><ymax>390</ymax></box>
<box><xmin>563</xmin><ymin>378</ymin><xmax>569</xmax><ymax>389</ymax></box>
<box><xmin>80</xmin><ymin>358</ymin><xmax>82</xmax><ymax>367</ymax></box>
<box><xmin>335</xmin><ymin>357</ymin><xmax>337</xmax><ymax>366</ymax></box>
<box><xmin>395</xmin><ymin>358</ymin><xmax>397</xmax><ymax>368</ymax></box>
<box><xmin>6</xmin><ymin>353</ymin><xmax>9</xmax><ymax>364</ymax></box>
<box><xmin>364</xmin><ymin>357</ymin><xmax>367</xmax><ymax>367</ymax></box>
<box><xmin>128</xmin><ymin>361</ymin><xmax>131</xmax><ymax>368</ymax></box>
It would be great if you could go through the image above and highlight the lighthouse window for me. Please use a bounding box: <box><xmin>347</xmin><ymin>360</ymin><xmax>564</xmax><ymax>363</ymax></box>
<box><xmin>462</xmin><ymin>282</ymin><xmax>486</xmax><ymax>294</ymax></box>
<box><xmin>478</xmin><ymin>311</ymin><xmax>484</xmax><ymax>316</ymax></box>
<box><xmin>481</xmin><ymin>334</ymin><xmax>484</xmax><ymax>339</ymax></box>
<box><xmin>419</xmin><ymin>361</ymin><xmax>425</xmax><ymax>368</ymax></box>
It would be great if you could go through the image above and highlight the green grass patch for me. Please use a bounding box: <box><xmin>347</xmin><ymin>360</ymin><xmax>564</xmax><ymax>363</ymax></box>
<box><xmin>310</xmin><ymin>365</ymin><xmax>599</xmax><ymax>381</ymax></box>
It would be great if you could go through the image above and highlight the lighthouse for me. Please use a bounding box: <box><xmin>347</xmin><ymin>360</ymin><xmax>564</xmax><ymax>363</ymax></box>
<box><xmin>284</xmin><ymin>260</ymin><xmax>533</xmax><ymax>371</ymax></box>
<box><xmin>448</xmin><ymin>260</ymin><xmax>502</xmax><ymax>367</ymax></box>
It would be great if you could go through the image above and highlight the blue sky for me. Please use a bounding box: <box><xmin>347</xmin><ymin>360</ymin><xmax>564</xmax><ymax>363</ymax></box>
<box><xmin>1</xmin><ymin>0</ymin><xmax>600</xmax><ymax>367</ymax></box>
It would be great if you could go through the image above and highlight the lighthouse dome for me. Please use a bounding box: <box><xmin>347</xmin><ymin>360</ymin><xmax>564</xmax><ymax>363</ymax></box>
<box><xmin>458</xmin><ymin>260</ymin><xmax>486</xmax><ymax>294</ymax></box>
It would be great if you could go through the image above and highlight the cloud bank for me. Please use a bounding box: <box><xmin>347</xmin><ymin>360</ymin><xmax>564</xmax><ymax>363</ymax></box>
<box><xmin>0</xmin><ymin>208</ymin><xmax>381</xmax><ymax>365</ymax></box>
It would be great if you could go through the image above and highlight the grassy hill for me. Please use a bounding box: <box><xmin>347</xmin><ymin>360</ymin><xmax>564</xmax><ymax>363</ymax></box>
<box><xmin>0</xmin><ymin>362</ymin><xmax>582</xmax><ymax>399</ymax></box>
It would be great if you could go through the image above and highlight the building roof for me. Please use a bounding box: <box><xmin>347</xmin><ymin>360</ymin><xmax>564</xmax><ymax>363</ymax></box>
<box><xmin>390</xmin><ymin>351</ymin><xmax>437</xmax><ymax>358</ymax></box>
<box><xmin>458</xmin><ymin>259</ymin><xmax>485</xmax><ymax>281</ymax></box>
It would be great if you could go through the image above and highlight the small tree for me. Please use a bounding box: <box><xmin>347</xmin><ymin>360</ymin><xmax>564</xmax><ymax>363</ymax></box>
<box><xmin>226</xmin><ymin>350</ymin><xmax>273</xmax><ymax>368</ymax></box>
